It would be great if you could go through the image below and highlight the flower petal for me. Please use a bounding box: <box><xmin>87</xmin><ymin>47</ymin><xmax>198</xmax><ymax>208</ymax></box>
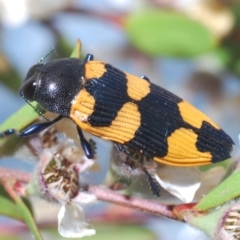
<box><xmin>155</xmin><ymin>165</ymin><xmax>201</xmax><ymax>203</ymax></box>
<box><xmin>73</xmin><ymin>192</ymin><xmax>97</xmax><ymax>205</ymax></box>
<box><xmin>58</xmin><ymin>203</ymin><xmax>95</xmax><ymax>238</ymax></box>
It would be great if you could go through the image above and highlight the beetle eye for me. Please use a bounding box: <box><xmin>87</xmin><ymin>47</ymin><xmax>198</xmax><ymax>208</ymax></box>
<box><xmin>20</xmin><ymin>80</ymin><xmax>37</xmax><ymax>101</ymax></box>
<box><xmin>20</xmin><ymin>63</ymin><xmax>43</xmax><ymax>101</ymax></box>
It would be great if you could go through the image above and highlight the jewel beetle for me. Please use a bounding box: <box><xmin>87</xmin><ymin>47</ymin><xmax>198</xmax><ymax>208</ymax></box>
<box><xmin>0</xmin><ymin>54</ymin><xmax>234</xmax><ymax>196</ymax></box>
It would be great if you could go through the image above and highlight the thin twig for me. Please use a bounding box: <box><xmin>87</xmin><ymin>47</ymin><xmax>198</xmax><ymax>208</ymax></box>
<box><xmin>0</xmin><ymin>167</ymin><xmax>175</xmax><ymax>219</ymax></box>
<box><xmin>88</xmin><ymin>185</ymin><xmax>176</xmax><ymax>219</ymax></box>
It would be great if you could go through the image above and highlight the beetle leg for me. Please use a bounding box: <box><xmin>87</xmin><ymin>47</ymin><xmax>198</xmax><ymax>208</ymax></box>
<box><xmin>76</xmin><ymin>126</ymin><xmax>94</xmax><ymax>159</ymax></box>
<box><xmin>0</xmin><ymin>115</ymin><xmax>63</xmax><ymax>138</ymax></box>
<box><xmin>89</xmin><ymin>138</ymin><xmax>97</xmax><ymax>155</ymax></box>
<box><xmin>84</xmin><ymin>54</ymin><xmax>94</xmax><ymax>63</ymax></box>
<box><xmin>140</xmin><ymin>75</ymin><xmax>150</xmax><ymax>82</ymax></box>
<box><xmin>116</xmin><ymin>144</ymin><xmax>161</xmax><ymax>197</ymax></box>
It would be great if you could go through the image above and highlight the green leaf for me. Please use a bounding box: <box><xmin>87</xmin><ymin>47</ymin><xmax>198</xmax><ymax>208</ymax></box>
<box><xmin>126</xmin><ymin>10</ymin><xmax>217</xmax><ymax>57</ymax></box>
<box><xmin>195</xmin><ymin>170</ymin><xmax>240</xmax><ymax>211</ymax></box>
<box><xmin>0</xmin><ymin>53</ymin><xmax>21</xmax><ymax>92</ymax></box>
<box><xmin>70</xmin><ymin>39</ymin><xmax>82</xmax><ymax>59</ymax></box>
<box><xmin>0</xmin><ymin>181</ymin><xmax>42</xmax><ymax>239</ymax></box>
<box><xmin>14</xmin><ymin>195</ymin><xmax>43</xmax><ymax>240</ymax></box>
<box><xmin>0</xmin><ymin>102</ymin><xmax>42</xmax><ymax>157</ymax></box>
<box><xmin>188</xmin><ymin>204</ymin><xmax>229</xmax><ymax>239</ymax></box>
<box><xmin>0</xmin><ymin>184</ymin><xmax>24</xmax><ymax>220</ymax></box>
<box><xmin>0</xmin><ymin>102</ymin><xmax>40</xmax><ymax>140</ymax></box>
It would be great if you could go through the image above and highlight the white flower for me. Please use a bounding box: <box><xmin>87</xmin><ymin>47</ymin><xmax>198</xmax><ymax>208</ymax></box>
<box><xmin>58</xmin><ymin>202</ymin><xmax>95</xmax><ymax>239</ymax></box>
<box><xmin>35</xmin><ymin>132</ymin><xmax>97</xmax><ymax>238</ymax></box>
<box><xmin>155</xmin><ymin>164</ymin><xmax>201</xmax><ymax>203</ymax></box>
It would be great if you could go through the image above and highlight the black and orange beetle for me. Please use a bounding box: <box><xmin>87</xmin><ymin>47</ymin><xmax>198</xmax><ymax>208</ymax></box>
<box><xmin>0</xmin><ymin>54</ymin><xmax>234</xmax><ymax>196</ymax></box>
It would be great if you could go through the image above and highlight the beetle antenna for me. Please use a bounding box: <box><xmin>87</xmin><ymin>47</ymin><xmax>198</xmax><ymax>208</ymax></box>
<box><xmin>21</xmin><ymin>93</ymin><xmax>51</xmax><ymax>121</ymax></box>
<box><xmin>38</xmin><ymin>48</ymin><xmax>56</xmax><ymax>63</ymax></box>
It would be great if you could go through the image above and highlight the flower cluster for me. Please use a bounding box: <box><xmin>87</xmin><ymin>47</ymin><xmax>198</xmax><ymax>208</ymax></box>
<box><xmin>35</xmin><ymin>129</ymin><xmax>97</xmax><ymax>238</ymax></box>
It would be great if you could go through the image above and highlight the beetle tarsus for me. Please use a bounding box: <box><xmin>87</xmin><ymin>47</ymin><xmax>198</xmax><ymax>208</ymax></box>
<box><xmin>0</xmin><ymin>129</ymin><xmax>18</xmax><ymax>138</ymax></box>
<box><xmin>0</xmin><ymin>115</ymin><xmax>63</xmax><ymax>138</ymax></box>
<box><xmin>143</xmin><ymin>170</ymin><xmax>161</xmax><ymax>197</ymax></box>
<box><xmin>89</xmin><ymin>138</ymin><xmax>97</xmax><ymax>155</ymax></box>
